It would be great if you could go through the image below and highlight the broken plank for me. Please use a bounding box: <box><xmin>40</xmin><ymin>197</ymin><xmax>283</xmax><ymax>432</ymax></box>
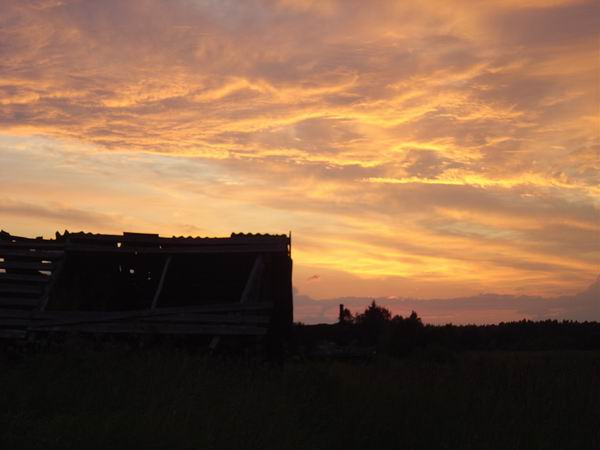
<box><xmin>0</xmin><ymin>261</ymin><xmax>55</xmax><ymax>271</ymax></box>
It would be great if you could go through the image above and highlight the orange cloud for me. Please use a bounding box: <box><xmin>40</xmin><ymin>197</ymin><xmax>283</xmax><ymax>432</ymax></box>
<box><xmin>0</xmin><ymin>0</ymin><xmax>598</xmax><ymax>314</ymax></box>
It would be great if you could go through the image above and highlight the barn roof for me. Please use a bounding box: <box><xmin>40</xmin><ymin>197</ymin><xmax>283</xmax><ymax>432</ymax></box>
<box><xmin>2</xmin><ymin>230</ymin><xmax>291</xmax><ymax>254</ymax></box>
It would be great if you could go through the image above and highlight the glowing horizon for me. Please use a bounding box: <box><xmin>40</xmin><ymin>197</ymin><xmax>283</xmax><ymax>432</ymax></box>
<box><xmin>1</xmin><ymin>0</ymin><xmax>598</xmax><ymax>320</ymax></box>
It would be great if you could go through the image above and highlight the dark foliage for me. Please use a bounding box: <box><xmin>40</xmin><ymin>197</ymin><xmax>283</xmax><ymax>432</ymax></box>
<box><xmin>354</xmin><ymin>301</ymin><xmax>392</xmax><ymax>344</ymax></box>
<box><xmin>295</xmin><ymin>303</ymin><xmax>600</xmax><ymax>356</ymax></box>
<box><xmin>338</xmin><ymin>306</ymin><xmax>354</xmax><ymax>325</ymax></box>
<box><xmin>1</xmin><ymin>345</ymin><xmax>599</xmax><ymax>450</ymax></box>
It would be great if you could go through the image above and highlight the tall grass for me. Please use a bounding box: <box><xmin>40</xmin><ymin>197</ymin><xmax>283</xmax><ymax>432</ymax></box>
<box><xmin>1</xmin><ymin>345</ymin><xmax>599</xmax><ymax>449</ymax></box>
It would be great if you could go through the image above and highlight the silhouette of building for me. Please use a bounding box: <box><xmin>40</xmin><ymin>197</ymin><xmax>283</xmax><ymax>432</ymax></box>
<box><xmin>0</xmin><ymin>230</ymin><xmax>293</xmax><ymax>352</ymax></box>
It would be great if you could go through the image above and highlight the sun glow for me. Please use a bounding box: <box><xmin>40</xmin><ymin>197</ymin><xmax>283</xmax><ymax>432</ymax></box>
<box><xmin>1</xmin><ymin>0</ymin><xmax>598</xmax><ymax>311</ymax></box>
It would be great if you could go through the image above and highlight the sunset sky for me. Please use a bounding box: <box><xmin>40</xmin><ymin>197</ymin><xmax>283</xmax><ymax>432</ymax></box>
<box><xmin>1</xmin><ymin>0</ymin><xmax>598</xmax><ymax>322</ymax></box>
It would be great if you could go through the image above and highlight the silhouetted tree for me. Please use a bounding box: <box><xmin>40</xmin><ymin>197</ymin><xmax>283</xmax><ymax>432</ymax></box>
<box><xmin>293</xmin><ymin>304</ymin><xmax>600</xmax><ymax>359</ymax></box>
<box><xmin>385</xmin><ymin>310</ymin><xmax>426</xmax><ymax>355</ymax></box>
<box><xmin>355</xmin><ymin>301</ymin><xmax>392</xmax><ymax>344</ymax></box>
<box><xmin>408</xmin><ymin>311</ymin><xmax>422</xmax><ymax>325</ymax></box>
<box><xmin>338</xmin><ymin>304</ymin><xmax>354</xmax><ymax>325</ymax></box>
<box><xmin>355</xmin><ymin>301</ymin><xmax>392</xmax><ymax>324</ymax></box>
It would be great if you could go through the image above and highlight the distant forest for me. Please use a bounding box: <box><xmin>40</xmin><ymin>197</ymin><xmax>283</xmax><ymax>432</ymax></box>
<box><xmin>294</xmin><ymin>302</ymin><xmax>600</xmax><ymax>357</ymax></box>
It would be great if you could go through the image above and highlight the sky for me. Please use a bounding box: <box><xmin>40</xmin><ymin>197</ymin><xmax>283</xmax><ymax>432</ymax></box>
<box><xmin>1</xmin><ymin>0</ymin><xmax>598</xmax><ymax>323</ymax></box>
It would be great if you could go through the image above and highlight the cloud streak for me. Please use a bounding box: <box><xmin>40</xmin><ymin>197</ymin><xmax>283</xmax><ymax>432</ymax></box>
<box><xmin>294</xmin><ymin>275</ymin><xmax>600</xmax><ymax>324</ymax></box>
<box><xmin>0</xmin><ymin>0</ymin><xmax>598</xmax><ymax>314</ymax></box>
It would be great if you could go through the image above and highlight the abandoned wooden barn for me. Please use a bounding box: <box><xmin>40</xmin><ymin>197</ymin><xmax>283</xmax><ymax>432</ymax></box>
<box><xmin>0</xmin><ymin>230</ymin><xmax>293</xmax><ymax>351</ymax></box>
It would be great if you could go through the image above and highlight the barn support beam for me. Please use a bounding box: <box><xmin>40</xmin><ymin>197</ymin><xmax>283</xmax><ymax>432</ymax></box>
<box><xmin>38</xmin><ymin>258</ymin><xmax>65</xmax><ymax>312</ymax></box>
<box><xmin>151</xmin><ymin>255</ymin><xmax>172</xmax><ymax>310</ymax></box>
<box><xmin>240</xmin><ymin>255</ymin><xmax>264</xmax><ymax>304</ymax></box>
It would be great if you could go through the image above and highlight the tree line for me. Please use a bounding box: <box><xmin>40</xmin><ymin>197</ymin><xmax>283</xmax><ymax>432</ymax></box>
<box><xmin>294</xmin><ymin>301</ymin><xmax>600</xmax><ymax>356</ymax></box>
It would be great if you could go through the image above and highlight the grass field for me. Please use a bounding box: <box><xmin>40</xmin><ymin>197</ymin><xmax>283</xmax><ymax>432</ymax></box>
<box><xmin>1</xmin><ymin>344</ymin><xmax>599</xmax><ymax>450</ymax></box>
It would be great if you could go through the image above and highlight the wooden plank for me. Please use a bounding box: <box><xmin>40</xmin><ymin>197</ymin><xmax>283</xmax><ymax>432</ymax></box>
<box><xmin>0</xmin><ymin>273</ymin><xmax>51</xmax><ymax>283</ymax></box>
<box><xmin>0</xmin><ymin>284</ymin><xmax>43</xmax><ymax>295</ymax></box>
<box><xmin>0</xmin><ymin>261</ymin><xmax>55</xmax><ymax>271</ymax></box>
<box><xmin>23</xmin><ymin>310</ymin><xmax>270</xmax><ymax>328</ymax></box>
<box><xmin>0</xmin><ymin>297</ymin><xmax>40</xmax><ymax>307</ymax></box>
<box><xmin>0</xmin><ymin>309</ymin><xmax>48</xmax><ymax>320</ymax></box>
<box><xmin>30</xmin><ymin>322</ymin><xmax>268</xmax><ymax>336</ymax></box>
<box><xmin>155</xmin><ymin>302</ymin><xmax>273</xmax><ymax>314</ymax></box>
<box><xmin>0</xmin><ymin>319</ymin><xmax>31</xmax><ymax>327</ymax></box>
<box><xmin>139</xmin><ymin>314</ymin><xmax>271</xmax><ymax>325</ymax></box>
<box><xmin>32</xmin><ymin>303</ymin><xmax>273</xmax><ymax>320</ymax></box>
<box><xmin>0</xmin><ymin>329</ymin><xmax>27</xmax><ymax>339</ymax></box>
<box><xmin>34</xmin><ymin>314</ymin><xmax>270</xmax><ymax>328</ymax></box>
<box><xmin>0</xmin><ymin>309</ymin><xmax>32</xmax><ymax>319</ymax></box>
<box><xmin>0</xmin><ymin>249</ymin><xmax>64</xmax><ymax>259</ymax></box>
<box><xmin>150</xmin><ymin>255</ymin><xmax>171</xmax><ymax>309</ymax></box>
<box><xmin>0</xmin><ymin>310</ymin><xmax>125</xmax><ymax>322</ymax></box>
<box><xmin>33</xmin><ymin>310</ymin><xmax>141</xmax><ymax>322</ymax></box>
<box><xmin>0</xmin><ymin>302</ymin><xmax>272</xmax><ymax>323</ymax></box>
<box><xmin>0</xmin><ymin>242</ymin><xmax>65</xmax><ymax>250</ymax></box>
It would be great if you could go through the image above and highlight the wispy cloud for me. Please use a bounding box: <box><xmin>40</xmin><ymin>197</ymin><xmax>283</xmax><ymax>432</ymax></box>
<box><xmin>294</xmin><ymin>275</ymin><xmax>600</xmax><ymax>324</ymax></box>
<box><xmin>1</xmin><ymin>0</ymin><xmax>598</xmax><ymax>306</ymax></box>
